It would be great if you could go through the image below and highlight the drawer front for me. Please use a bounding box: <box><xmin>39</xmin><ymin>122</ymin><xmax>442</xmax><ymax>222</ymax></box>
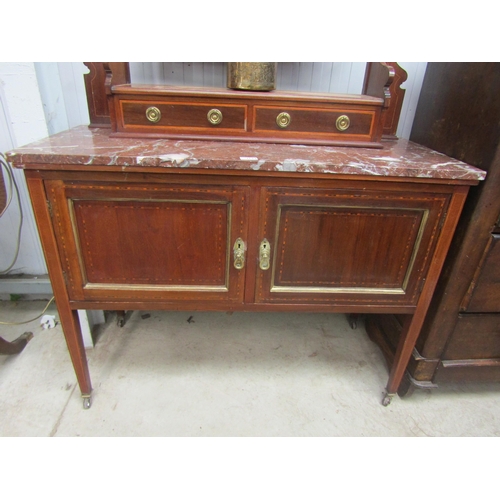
<box><xmin>254</xmin><ymin>106</ymin><xmax>375</xmax><ymax>139</ymax></box>
<box><xmin>443</xmin><ymin>313</ymin><xmax>500</xmax><ymax>360</ymax></box>
<box><xmin>462</xmin><ymin>234</ymin><xmax>500</xmax><ymax>312</ymax></box>
<box><xmin>119</xmin><ymin>100</ymin><xmax>247</xmax><ymax>132</ymax></box>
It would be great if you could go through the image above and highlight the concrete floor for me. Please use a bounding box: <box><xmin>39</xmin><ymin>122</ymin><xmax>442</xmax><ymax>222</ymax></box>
<box><xmin>1</xmin><ymin>299</ymin><xmax>500</xmax><ymax>437</ymax></box>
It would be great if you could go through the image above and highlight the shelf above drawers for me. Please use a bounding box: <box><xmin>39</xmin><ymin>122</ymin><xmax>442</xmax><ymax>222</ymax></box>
<box><xmin>108</xmin><ymin>85</ymin><xmax>386</xmax><ymax>148</ymax></box>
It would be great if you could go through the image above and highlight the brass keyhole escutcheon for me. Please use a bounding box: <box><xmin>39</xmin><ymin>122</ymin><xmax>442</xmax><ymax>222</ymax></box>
<box><xmin>145</xmin><ymin>106</ymin><xmax>161</xmax><ymax>123</ymax></box>
<box><xmin>259</xmin><ymin>239</ymin><xmax>271</xmax><ymax>270</ymax></box>
<box><xmin>276</xmin><ymin>112</ymin><xmax>291</xmax><ymax>129</ymax></box>
<box><xmin>336</xmin><ymin>115</ymin><xmax>350</xmax><ymax>132</ymax></box>
<box><xmin>233</xmin><ymin>238</ymin><xmax>246</xmax><ymax>270</ymax></box>
<box><xmin>207</xmin><ymin>109</ymin><xmax>223</xmax><ymax>125</ymax></box>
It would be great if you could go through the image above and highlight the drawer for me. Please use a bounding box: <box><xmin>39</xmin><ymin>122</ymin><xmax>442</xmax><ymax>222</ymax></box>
<box><xmin>254</xmin><ymin>106</ymin><xmax>375</xmax><ymax>139</ymax></box>
<box><xmin>108</xmin><ymin>86</ymin><xmax>386</xmax><ymax>146</ymax></box>
<box><xmin>462</xmin><ymin>234</ymin><xmax>500</xmax><ymax>312</ymax></box>
<box><xmin>443</xmin><ymin>313</ymin><xmax>500</xmax><ymax>359</ymax></box>
<box><xmin>119</xmin><ymin>100</ymin><xmax>248</xmax><ymax>132</ymax></box>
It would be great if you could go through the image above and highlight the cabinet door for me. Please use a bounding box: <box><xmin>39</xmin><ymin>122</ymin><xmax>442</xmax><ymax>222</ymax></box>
<box><xmin>255</xmin><ymin>186</ymin><xmax>449</xmax><ymax>309</ymax></box>
<box><xmin>46</xmin><ymin>179</ymin><xmax>249</xmax><ymax>304</ymax></box>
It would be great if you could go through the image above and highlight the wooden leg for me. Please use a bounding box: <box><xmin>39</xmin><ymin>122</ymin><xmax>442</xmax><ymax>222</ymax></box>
<box><xmin>347</xmin><ymin>313</ymin><xmax>360</xmax><ymax>329</ymax></box>
<box><xmin>382</xmin><ymin>187</ymin><xmax>470</xmax><ymax>404</ymax></box>
<box><xmin>0</xmin><ymin>332</ymin><xmax>34</xmax><ymax>355</ymax></box>
<box><xmin>26</xmin><ymin>176</ymin><xmax>93</xmax><ymax>409</ymax></box>
<box><xmin>57</xmin><ymin>306</ymin><xmax>93</xmax><ymax>407</ymax></box>
<box><xmin>385</xmin><ymin>315</ymin><xmax>415</xmax><ymax>397</ymax></box>
<box><xmin>116</xmin><ymin>310</ymin><xmax>127</xmax><ymax>327</ymax></box>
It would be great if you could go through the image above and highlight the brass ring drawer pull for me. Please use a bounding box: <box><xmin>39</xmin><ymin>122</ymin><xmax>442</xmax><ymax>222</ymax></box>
<box><xmin>259</xmin><ymin>238</ymin><xmax>271</xmax><ymax>270</ymax></box>
<box><xmin>336</xmin><ymin>115</ymin><xmax>350</xmax><ymax>132</ymax></box>
<box><xmin>145</xmin><ymin>106</ymin><xmax>161</xmax><ymax>123</ymax></box>
<box><xmin>207</xmin><ymin>109</ymin><xmax>223</xmax><ymax>125</ymax></box>
<box><xmin>233</xmin><ymin>238</ymin><xmax>246</xmax><ymax>270</ymax></box>
<box><xmin>276</xmin><ymin>112</ymin><xmax>291</xmax><ymax>129</ymax></box>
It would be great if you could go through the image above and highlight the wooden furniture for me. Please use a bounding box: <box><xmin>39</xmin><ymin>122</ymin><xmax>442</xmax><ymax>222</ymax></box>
<box><xmin>366</xmin><ymin>63</ymin><xmax>500</xmax><ymax>394</ymax></box>
<box><xmin>83</xmin><ymin>62</ymin><xmax>130</xmax><ymax>128</ymax></box>
<box><xmin>84</xmin><ymin>62</ymin><xmax>407</xmax><ymax>144</ymax></box>
<box><xmin>102</xmin><ymin>62</ymin><xmax>396</xmax><ymax>148</ymax></box>
<box><xmin>106</xmin><ymin>85</ymin><xmax>387</xmax><ymax>147</ymax></box>
<box><xmin>363</xmin><ymin>62</ymin><xmax>408</xmax><ymax>140</ymax></box>
<box><xmin>7</xmin><ymin>126</ymin><xmax>484</xmax><ymax>408</ymax></box>
<box><xmin>0</xmin><ymin>332</ymin><xmax>33</xmax><ymax>355</ymax></box>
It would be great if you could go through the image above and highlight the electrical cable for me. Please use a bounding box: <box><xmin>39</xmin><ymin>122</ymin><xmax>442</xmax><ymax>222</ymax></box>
<box><xmin>0</xmin><ymin>156</ymin><xmax>54</xmax><ymax>326</ymax></box>
<box><xmin>0</xmin><ymin>152</ymin><xmax>23</xmax><ymax>274</ymax></box>
<box><xmin>0</xmin><ymin>296</ymin><xmax>55</xmax><ymax>325</ymax></box>
<box><xmin>0</xmin><ymin>153</ymin><xmax>14</xmax><ymax>218</ymax></box>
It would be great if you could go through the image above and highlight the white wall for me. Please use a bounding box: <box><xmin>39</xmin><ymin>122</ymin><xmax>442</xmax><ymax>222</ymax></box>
<box><xmin>396</xmin><ymin>62</ymin><xmax>428</xmax><ymax>139</ymax></box>
<box><xmin>34</xmin><ymin>62</ymin><xmax>89</xmax><ymax>135</ymax></box>
<box><xmin>0</xmin><ymin>63</ymin><xmax>51</xmax><ymax>275</ymax></box>
<box><xmin>0</xmin><ymin>62</ymin><xmax>90</xmax><ymax>276</ymax></box>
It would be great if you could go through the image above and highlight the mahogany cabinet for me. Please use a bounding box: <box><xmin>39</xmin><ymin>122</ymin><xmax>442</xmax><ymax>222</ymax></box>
<box><xmin>366</xmin><ymin>63</ymin><xmax>500</xmax><ymax>394</ymax></box>
<box><xmin>45</xmin><ymin>173</ymin><xmax>452</xmax><ymax>310</ymax></box>
<box><xmin>8</xmin><ymin>127</ymin><xmax>485</xmax><ymax>408</ymax></box>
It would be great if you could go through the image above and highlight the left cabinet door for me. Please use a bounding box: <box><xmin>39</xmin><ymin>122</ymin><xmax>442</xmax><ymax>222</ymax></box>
<box><xmin>46</xmin><ymin>178</ymin><xmax>249</xmax><ymax>305</ymax></box>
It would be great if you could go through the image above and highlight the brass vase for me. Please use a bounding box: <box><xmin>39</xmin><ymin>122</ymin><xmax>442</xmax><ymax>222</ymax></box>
<box><xmin>227</xmin><ymin>62</ymin><xmax>277</xmax><ymax>91</ymax></box>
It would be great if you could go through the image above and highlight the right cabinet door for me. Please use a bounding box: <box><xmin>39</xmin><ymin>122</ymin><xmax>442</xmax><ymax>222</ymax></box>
<box><xmin>255</xmin><ymin>184</ymin><xmax>450</xmax><ymax>309</ymax></box>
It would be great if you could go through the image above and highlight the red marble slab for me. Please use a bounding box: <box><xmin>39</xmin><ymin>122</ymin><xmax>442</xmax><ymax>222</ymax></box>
<box><xmin>7</xmin><ymin>125</ymin><xmax>486</xmax><ymax>182</ymax></box>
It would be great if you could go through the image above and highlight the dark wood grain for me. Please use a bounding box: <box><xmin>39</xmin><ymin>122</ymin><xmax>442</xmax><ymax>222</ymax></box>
<box><xmin>462</xmin><ymin>235</ymin><xmax>500</xmax><ymax>312</ymax></box>
<box><xmin>443</xmin><ymin>314</ymin><xmax>500</xmax><ymax>359</ymax></box>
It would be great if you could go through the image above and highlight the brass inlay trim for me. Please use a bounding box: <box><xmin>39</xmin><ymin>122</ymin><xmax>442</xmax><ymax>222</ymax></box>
<box><xmin>270</xmin><ymin>285</ymin><xmax>405</xmax><ymax>295</ymax></box>
<box><xmin>270</xmin><ymin>203</ymin><xmax>429</xmax><ymax>295</ymax></box>
<box><xmin>401</xmin><ymin>208</ymin><xmax>429</xmax><ymax>291</ymax></box>
<box><xmin>84</xmin><ymin>283</ymin><xmax>229</xmax><ymax>292</ymax></box>
<box><xmin>68</xmin><ymin>198</ymin><xmax>89</xmax><ymax>287</ymax></box>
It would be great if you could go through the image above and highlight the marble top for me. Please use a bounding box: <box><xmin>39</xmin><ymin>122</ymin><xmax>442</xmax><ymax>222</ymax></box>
<box><xmin>7</xmin><ymin>125</ymin><xmax>486</xmax><ymax>182</ymax></box>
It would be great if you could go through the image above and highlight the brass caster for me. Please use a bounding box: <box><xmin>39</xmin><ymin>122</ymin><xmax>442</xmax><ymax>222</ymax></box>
<box><xmin>382</xmin><ymin>393</ymin><xmax>395</xmax><ymax>407</ymax></box>
<box><xmin>82</xmin><ymin>396</ymin><xmax>92</xmax><ymax>410</ymax></box>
